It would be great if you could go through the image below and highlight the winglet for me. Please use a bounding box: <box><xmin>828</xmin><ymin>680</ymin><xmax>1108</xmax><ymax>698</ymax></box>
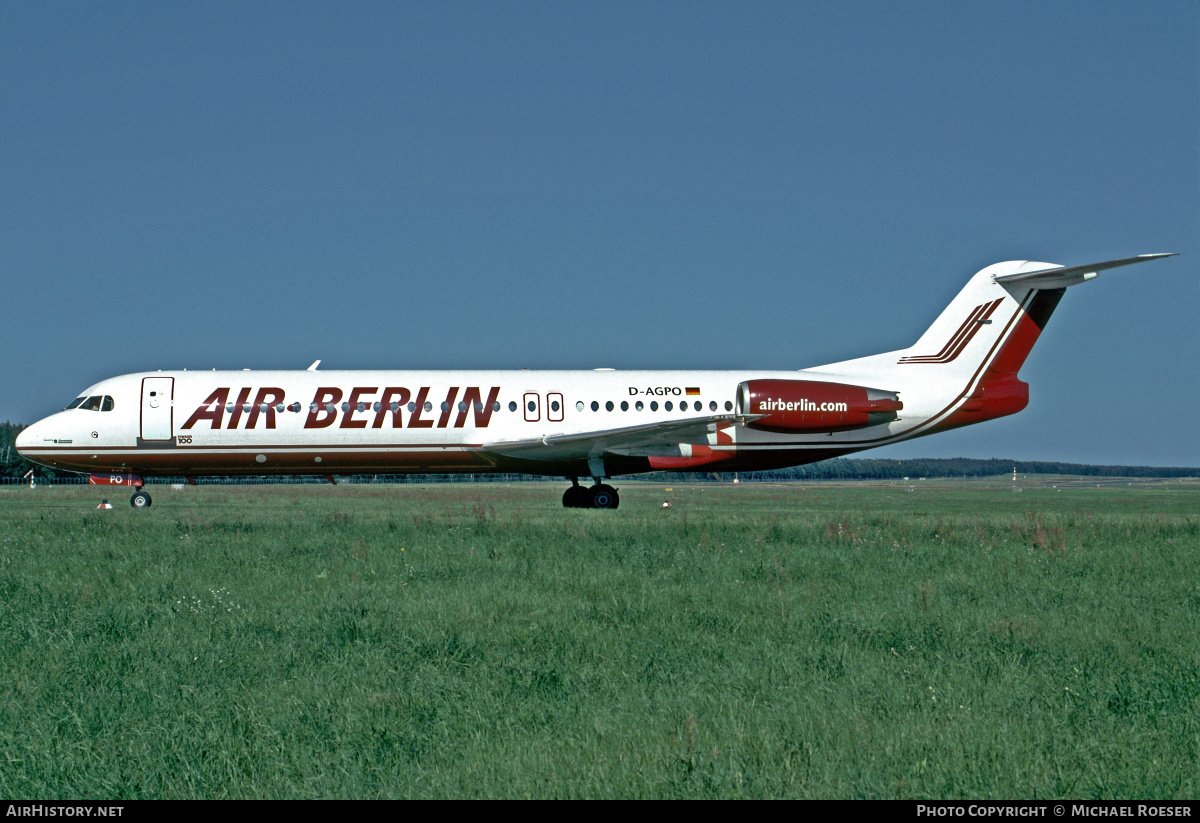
<box><xmin>994</xmin><ymin>253</ymin><xmax>1177</xmax><ymax>289</ymax></box>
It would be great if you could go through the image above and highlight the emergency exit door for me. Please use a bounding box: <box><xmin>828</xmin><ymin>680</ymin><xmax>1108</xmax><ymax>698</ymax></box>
<box><xmin>523</xmin><ymin>392</ymin><xmax>540</xmax><ymax>422</ymax></box>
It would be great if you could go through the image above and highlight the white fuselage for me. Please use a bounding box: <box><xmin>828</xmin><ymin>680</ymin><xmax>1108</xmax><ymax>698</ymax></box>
<box><xmin>15</xmin><ymin>364</ymin><xmax>948</xmax><ymax>479</ymax></box>
<box><xmin>22</xmin><ymin>255</ymin><xmax>1171</xmax><ymax>486</ymax></box>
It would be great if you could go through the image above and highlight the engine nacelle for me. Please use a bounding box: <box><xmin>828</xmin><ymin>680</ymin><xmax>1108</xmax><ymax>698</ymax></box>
<box><xmin>737</xmin><ymin>379</ymin><xmax>902</xmax><ymax>433</ymax></box>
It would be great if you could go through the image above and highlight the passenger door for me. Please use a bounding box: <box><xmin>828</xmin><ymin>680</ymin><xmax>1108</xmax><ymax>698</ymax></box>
<box><xmin>140</xmin><ymin>377</ymin><xmax>174</xmax><ymax>441</ymax></box>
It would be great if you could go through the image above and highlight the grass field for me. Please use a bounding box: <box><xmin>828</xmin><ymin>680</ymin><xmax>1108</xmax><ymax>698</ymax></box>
<box><xmin>0</xmin><ymin>478</ymin><xmax>1197</xmax><ymax>798</ymax></box>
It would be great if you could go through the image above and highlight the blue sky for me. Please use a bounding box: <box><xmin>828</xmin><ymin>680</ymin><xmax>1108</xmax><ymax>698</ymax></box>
<box><xmin>3</xmin><ymin>1</ymin><xmax>1196</xmax><ymax>466</ymax></box>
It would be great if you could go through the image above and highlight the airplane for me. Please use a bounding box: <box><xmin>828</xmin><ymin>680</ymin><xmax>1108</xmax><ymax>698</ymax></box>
<box><xmin>16</xmin><ymin>253</ymin><xmax>1175</xmax><ymax>509</ymax></box>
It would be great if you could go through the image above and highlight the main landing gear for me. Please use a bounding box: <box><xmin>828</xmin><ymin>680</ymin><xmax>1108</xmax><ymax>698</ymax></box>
<box><xmin>562</xmin><ymin>478</ymin><xmax>619</xmax><ymax>510</ymax></box>
<box><xmin>130</xmin><ymin>490</ymin><xmax>152</xmax><ymax>509</ymax></box>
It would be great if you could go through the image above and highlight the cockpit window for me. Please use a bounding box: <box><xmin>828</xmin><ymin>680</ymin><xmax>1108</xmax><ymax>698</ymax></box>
<box><xmin>66</xmin><ymin>397</ymin><xmax>86</xmax><ymax>410</ymax></box>
<box><xmin>77</xmin><ymin>395</ymin><xmax>115</xmax><ymax>412</ymax></box>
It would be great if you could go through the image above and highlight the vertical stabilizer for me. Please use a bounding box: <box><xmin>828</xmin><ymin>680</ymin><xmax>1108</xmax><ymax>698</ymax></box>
<box><xmin>895</xmin><ymin>255</ymin><xmax>1174</xmax><ymax>432</ymax></box>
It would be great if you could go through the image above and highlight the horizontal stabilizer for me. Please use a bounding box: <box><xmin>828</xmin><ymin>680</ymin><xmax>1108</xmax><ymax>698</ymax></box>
<box><xmin>993</xmin><ymin>253</ymin><xmax>1176</xmax><ymax>289</ymax></box>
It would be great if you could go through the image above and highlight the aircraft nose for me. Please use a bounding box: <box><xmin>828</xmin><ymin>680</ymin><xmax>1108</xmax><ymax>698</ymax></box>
<box><xmin>15</xmin><ymin>419</ymin><xmax>46</xmax><ymax>456</ymax></box>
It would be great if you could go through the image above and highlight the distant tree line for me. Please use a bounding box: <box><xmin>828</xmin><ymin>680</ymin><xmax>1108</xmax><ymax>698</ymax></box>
<box><xmin>2</xmin><ymin>421</ymin><xmax>1194</xmax><ymax>482</ymax></box>
<box><xmin>660</xmin><ymin>456</ymin><xmax>1199</xmax><ymax>482</ymax></box>
<box><xmin>0</xmin><ymin>423</ymin><xmax>41</xmax><ymax>479</ymax></box>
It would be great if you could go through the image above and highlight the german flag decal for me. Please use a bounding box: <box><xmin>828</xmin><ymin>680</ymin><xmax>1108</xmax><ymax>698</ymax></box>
<box><xmin>685</xmin><ymin>387</ymin><xmax>701</xmax><ymax>396</ymax></box>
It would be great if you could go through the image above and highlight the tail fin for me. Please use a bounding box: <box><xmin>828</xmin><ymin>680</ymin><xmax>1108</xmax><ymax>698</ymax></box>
<box><xmin>816</xmin><ymin>254</ymin><xmax>1176</xmax><ymax>437</ymax></box>
<box><xmin>899</xmin><ymin>254</ymin><xmax>1175</xmax><ymax>430</ymax></box>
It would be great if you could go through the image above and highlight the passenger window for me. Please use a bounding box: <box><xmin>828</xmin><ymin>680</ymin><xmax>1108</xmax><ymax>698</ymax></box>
<box><xmin>725</xmin><ymin>400</ymin><xmax>733</xmax><ymax>411</ymax></box>
<box><xmin>635</xmin><ymin>401</ymin><xmax>643</xmax><ymax>411</ymax></box>
<box><xmin>650</xmin><ymin>401</ymin><xmax>658</xmax><ymax>412</ymax></box>
<box><xmin>509</xmin><ymin>401</ymin><xmax>518</xmax><ymax>412</ymax></box>
<box><xmin>620</xmin><ymin>401</ymin><xmax>628</xmax><ymax>411</ymax></box>
<box><xmin>591</xmin><ymin>401</ymin><xmax>599</xmax><ymax>411</ymax></box>
<box><xmin>665</xmin><ymin>401</ymin><xmax>673</xmax><ymax>412</ymax></box>
<box><xmin>605</xmin><ymin>401</ymin><xmax>614</xmax><ymax>412</ymax></box>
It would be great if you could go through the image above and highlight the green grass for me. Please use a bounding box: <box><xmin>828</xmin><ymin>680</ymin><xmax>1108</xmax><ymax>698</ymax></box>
<box><xmin>0</xmin><ymin>479</ymin><xmax>1197</xmax><ymax>798</ymax></box>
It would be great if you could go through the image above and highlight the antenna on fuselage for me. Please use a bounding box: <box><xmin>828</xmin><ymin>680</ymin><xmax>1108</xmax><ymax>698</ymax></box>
<box><xmin>307</xmin><ymin>360</ymin><xmax>321</xmax><ymax>371</ymax></box>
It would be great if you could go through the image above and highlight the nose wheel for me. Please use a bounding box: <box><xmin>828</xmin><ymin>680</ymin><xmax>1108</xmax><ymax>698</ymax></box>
<box><xmin>130</xmin><ymin>490</ymin><xmax>152</xmax><ymax>509</ymax></box>
<box><xmin>562</xmin><ymin>479</ymin><xmax>619</xmax><ymax>509</ymax></box>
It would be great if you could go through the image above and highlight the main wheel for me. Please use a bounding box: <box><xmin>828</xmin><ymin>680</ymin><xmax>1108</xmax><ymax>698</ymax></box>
<box><xmin>130</xmin><ymin>490</ymin><xmax>152</xmax><ymax>509</ymax></box>
<box><xmin>562</xmin><ymin>485</ymin><xmax>589</xmax><ymax>508</ymax></box>
<box><xmin>589</xmin><ymin>484</ymin><xmax>619</xmax><ymax>509</ymax></box>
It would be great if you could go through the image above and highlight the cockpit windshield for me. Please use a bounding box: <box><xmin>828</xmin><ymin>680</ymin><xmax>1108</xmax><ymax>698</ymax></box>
<box><xmin>69</xmin><ymin>395</ymin><xmax>115</xmax><ymax>412</ymax></box>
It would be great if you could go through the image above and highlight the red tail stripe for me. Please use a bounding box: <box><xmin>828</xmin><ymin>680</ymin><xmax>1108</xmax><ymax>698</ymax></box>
<box><xmin>899</xmin><ymin>298</ymin><xmax>1002</xmax><ymax>363</ymax></box>
<box><xmin>899</xmin><ymin>303</ymin><xmax>985</xmax><ymax>363</ymax></box>
<box><xmin>901</xmin><ymin>303</ymin><xmax>986</xmax><ymax>362</ymax></box>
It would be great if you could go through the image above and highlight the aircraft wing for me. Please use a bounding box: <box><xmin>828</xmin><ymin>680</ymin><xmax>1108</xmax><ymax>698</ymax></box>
<box><xmin>482</xmin><ymin>414</ymin><xmax>752</xmax><ymax>462</ymax></box>
<box><xmin>993</xmin><ymin>253</ymin><xmax>1176</xmax><ymax>289</ymax></box>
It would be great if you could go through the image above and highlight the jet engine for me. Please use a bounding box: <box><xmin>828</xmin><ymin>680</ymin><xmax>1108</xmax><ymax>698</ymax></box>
<box><xmin>737</xmin><ymin>379</ymin><xmax>902</xmax><ymax>433</ymax></box>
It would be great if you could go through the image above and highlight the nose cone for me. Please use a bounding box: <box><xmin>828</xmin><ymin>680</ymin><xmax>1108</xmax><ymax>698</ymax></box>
<box><xmin>15</xmin><ymin>418</ymin><xmax>59</xmax><ymax>469</ymax></box>
<box><xmin>14</xmin><ymin>420</ymin><xmax>42</xmax><ymax>456</ymax></box>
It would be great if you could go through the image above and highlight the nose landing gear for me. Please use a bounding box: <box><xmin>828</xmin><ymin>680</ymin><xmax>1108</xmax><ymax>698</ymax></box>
<box><xmin>562</xmin><ymin>478</ymin><xmax>619</xmax><ymax>509</ymax></box>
